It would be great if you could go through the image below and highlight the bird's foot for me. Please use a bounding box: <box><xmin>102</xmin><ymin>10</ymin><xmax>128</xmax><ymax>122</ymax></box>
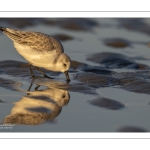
<box><xmin>43</xmin><ymin>74</ymin><xmax>53</xmax><ymax>79</ymax></box>
<box><xmin>31</xmin><ymin>74</ymin><xmax>42</xmax><ymax>79</ymax></box>
<box><xmin>31</xmin><ymin>74</ymin><xmax>36</xmax><ymax>78</ymax></box>
<box><xmin>31</xmin><ymin>73</ymin><xmax>53</xmax><ymax>79</ymax></box>
<box><xmin>35</xmin><ymin>85</ymin><xmax>40</xmax><ymax>91</ymax></box>
<box><xmin>32</xmin><ymin>74</ymin><xmax>40</xmax><ymax>79</ymax></box>
<box><xmin>66</xmin><ymin>79</ymin><xmax>70</xmax><ymax>84</ymax></box>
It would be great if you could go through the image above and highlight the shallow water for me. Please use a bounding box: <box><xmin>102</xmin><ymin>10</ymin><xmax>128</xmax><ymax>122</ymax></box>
<box><xmin>0</xmin><ymin>18</ymin><xmax>150</xmax><ymax>132</ymax></box>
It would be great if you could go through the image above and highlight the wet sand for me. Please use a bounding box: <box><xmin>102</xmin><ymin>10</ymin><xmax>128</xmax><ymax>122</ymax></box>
<box><xmin>0</xmin><ymin>18</ymin><xmax>150</xmax><ymax>132</ymax></box>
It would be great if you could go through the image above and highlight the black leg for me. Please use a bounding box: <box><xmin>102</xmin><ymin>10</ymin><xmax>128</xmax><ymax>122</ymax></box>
<box><xmin>27</xmin><ymin>78</ymin><xmax>35</xmax><ymax>95</ymax></box>
<box><xmin>66</xmin><ymin>80</ymin><xmax>70</xmax><ymax>84</ymax></box>
<box><xmin>28</xmin><ymin>81</ymin><xmax>33</xmax><ymax>92</ymax></box>
<box><xmin>35</xmin><ymin>85</ymin><xmax>40</xmax><ymax>91</ymax></box>
<box><xmin>35</xmin><ymin>66</ymin><xmax>53</xmax><ymax>79</ymax></box>
<box><xmin>29</xmin><ymin>63</ymin><xmax>36</xmax><ymax>78</ymax></box>
<box><xmin>27</xmin><ymin>79</ymin><xmax>41</xmax><ymax>95</ymax></box>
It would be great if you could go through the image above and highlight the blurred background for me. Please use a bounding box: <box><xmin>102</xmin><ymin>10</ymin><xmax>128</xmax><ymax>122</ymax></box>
<box><xmin>0</xmin><ymin>18</ymin><xmax>150</xmax><ymax>132</ymax></box>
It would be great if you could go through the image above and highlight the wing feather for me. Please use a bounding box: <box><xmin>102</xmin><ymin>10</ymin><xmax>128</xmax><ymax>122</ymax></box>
<box><xmin>1</xmin><ymin>27</ymin><xmax>64</xmax><ymax>53</ymax></box>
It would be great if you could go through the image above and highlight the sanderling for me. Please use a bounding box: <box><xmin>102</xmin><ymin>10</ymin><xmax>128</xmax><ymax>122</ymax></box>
<box><xmin>0</xmin><ymin>27</ymin><xmax>71</xmax><ymax>81</ymax></box>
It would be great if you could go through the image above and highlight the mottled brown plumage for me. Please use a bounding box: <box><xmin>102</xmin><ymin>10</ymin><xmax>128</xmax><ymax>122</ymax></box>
<box><xmin>1</xmin><ymin>27</ymin><xmax>64</xmax><ymax>53</ymax></box>
<box><xmin>0</xmin><ymin>27</ymin><xmax>71</xmax><ymax>80</ymax></box>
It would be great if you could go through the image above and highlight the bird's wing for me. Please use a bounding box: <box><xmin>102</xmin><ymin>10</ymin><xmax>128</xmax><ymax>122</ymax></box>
<box><xmin>0</xmin><ymin>27</ymin><xmax>64</xmax><ymax>53</ymax></box>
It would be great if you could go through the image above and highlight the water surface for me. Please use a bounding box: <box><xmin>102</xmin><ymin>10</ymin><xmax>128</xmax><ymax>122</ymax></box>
<box><xmin>0</xmin><ymin>18</ymin><xmax>150</xmax><ymax>132</ymax></box>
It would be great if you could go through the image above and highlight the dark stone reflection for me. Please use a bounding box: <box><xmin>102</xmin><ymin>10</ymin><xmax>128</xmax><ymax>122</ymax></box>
<box><xmin>0</xmin><ymin>77</ymin><xmax>22</xmax><ymax>91</ymax></box>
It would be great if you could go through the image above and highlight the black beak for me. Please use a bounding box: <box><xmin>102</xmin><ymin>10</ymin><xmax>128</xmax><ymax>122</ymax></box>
<box><xmin>64</xmin><ymin>71</ymin><xmax>70</xmax><ymax>81</ymax></box>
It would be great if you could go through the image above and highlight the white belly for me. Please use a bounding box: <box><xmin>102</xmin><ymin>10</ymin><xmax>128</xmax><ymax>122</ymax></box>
<box><xmin>14</xmin><ymin>42</ymin><xmax>58</xmax><ymax>70</ymax></box>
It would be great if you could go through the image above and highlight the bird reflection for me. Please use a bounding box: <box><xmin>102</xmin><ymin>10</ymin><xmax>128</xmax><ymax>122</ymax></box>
<box><xmin>3</xmin><ymin>79</ymin><xmax>70</xmax><ymax>125</ymax></box>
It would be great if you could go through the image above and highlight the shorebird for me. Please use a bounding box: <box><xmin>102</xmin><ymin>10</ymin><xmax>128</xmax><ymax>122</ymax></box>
<box><xmin>0</xmin><ymin>27</ymin><xmax>71</xmax><ymax>81</ymax></box>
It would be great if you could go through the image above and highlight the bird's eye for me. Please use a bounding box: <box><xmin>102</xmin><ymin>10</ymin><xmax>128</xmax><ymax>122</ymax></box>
<box><xmin>64</xmin><ymin>64</ymin><xmax>67</xmax><ymax>67</ymax></box>
<box><xmin>62</xmin><ymin>94</ymin><xmax>66</xmax><ymax>98</ymax></box>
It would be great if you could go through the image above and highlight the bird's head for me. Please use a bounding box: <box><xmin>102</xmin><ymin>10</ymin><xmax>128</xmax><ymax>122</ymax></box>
<box><xmin>55</xmin><ymin>53</ymin><xmax>71</xmax><ymax>81</ymax></box>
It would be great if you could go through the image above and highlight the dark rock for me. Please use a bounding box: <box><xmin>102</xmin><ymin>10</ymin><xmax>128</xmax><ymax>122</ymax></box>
<box><xmin>81</xmin><ymin>65</ymin><xmax>113</xmax><ymax>75</ymax></box>
<box><xmin>43</xmin><ymin>18</ymin><xmax>99</xmax><ymax>31</ymax></box>
<box><xmin>71</xmin><ymin>60</ymin><xmax>113</xmax><ymax>75</ymax></box>
<box><xmin>104</xmin><ymin>38</ymin><xmax>131</xmax><ymax>48</ymax></box>
<box><xmin>73</xmin><ymin>72</ymin><xmax>119</xmax><ymax>88</ymax></box>
<box><xmin>117</xmin><ymin>126</ymin><xmax>147</xmax><ymax>132</ymax></box>
<box><xmin>60</xmin><ymin>18</ymin><xmax>99</xmax><ymax>31</ymax></box>
<box><xmin>0</xmin><ymin>18</ymin><xmax>39</xmax><ymax>29</ymax></box>
<box><xmin>117</xmin><ymin>18</ymin><xmax>150</xmax><ymax>35</ymax></box>
<box><xmin>71</xmin><ymin>60</ymin><xmax>88</xmax><ymax>70</ymax></box>
<box><xmin>113</xmin><ymin>71</ymin><xmax>150</xmax><ymax>94</ymax></box>
<box><xmin>0</xmin><ymin>99</ymin><xmax>5</xmax><ymax>103</ymax></box>
<box><xmin>87</xmin><ymin>52</ymin><xmax>148</xmax><ymax>70</ymax></box>
<box><xmin>88</xmin><ymin>96</ymin><xmax>125</xmax><ymax>110</ymax></box>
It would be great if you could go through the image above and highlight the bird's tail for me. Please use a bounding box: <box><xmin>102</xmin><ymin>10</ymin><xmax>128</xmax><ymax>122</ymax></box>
<box><xmin>0</xmin><ymin>27</ymin><xmax>6</xmax><ymax>32</ymax></box>
<box><xmin>0</xmin><ymin>27</ymin><xmax>18</xmax><ymax>34</ymax></box>
<box><xmin>0</xmin><ymin>27</ymin><xmax>22</xmax><ymax>42</ymax></box>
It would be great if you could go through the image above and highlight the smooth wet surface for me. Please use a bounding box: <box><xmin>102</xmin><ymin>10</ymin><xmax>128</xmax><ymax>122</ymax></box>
<box><xmin>0</xmin><ymin>18</ymin><xmax>150</xmax><ymax>132</ymax></box>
